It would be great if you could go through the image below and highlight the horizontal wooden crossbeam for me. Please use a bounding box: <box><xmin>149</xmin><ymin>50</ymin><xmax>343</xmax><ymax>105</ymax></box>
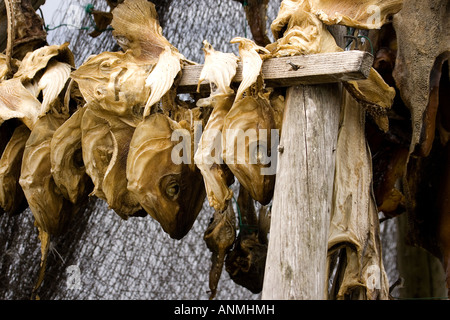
<box><xmin>178</xmin><ymin>50</ymin><xmax>374</xmax><ymax>93</ymax></box>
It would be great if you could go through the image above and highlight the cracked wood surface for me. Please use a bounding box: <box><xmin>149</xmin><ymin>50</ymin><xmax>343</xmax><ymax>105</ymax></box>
<box><xmin>180</xmin><ymin>50</ymin><xmax>373</xmax><ymax>93</ymax></box>
<box><xmin>262</xmin><ymin>83</ymin><xmax>341</xmax><ymax>299</ymax></box>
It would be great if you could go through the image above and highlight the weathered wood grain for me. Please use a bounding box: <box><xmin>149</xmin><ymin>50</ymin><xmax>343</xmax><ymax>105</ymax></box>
<box><xmin>179</xmin><ymin>50</ymin><xmax>373</xmax><ymax>93</ymax></box>
<box><xmin>261</xmin><ymin>83</ymin><xmax>341</xmax><ymax>299</ymax></box>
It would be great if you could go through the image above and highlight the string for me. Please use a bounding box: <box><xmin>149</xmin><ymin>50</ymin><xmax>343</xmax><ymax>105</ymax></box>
<box><xmin>232</xmin><ymin>195</ymin><xmax>259</xmax><ymax>234</ymax></box>
<box><xmin>42</xmin><ymin>4</ymin><xmax>113</xmax><ymax>33</ymax></box>
<box><xmin>242</xmin><ymin>0</ymin><xmax>248</xmax><ymax>38</ymax></box>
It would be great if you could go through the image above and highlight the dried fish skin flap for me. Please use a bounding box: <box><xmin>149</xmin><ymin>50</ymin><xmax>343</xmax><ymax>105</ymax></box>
<box><xmin>127</xmin><ymin>113</ymin><xmax>205</xmax><ymax>239</ymax></box>
<box><xmin>50</xmin><ymin>106</ymin><xmax>91</xmax><ymax>204</ymax></box>
<box><xmin>19</xmin><ymin>113</ymin><xmax>72</xmax><ymax>235</ymax></box>
<box><xmin>328</xmin><ymin>92</ymin><xmax>389</xmax><ymax>300</ymax></box>
<box><xmin>344</xmin><ymin>68</ymin><xmax>396</xmax><ymax>132</ymax></box>
<box><xmin>230</xmin><ymin>37</ymin><xmax>269</xmax><ymax>101</ymax></box>
<box><xmin>197</xmin><ymin>40</ymin><xmax>239</xmax><ymax>95</ymax></box>
<box><xmin>0</xmin><ymin>124</ymin><xmax>30</xmax><ymax>214</ymax></box>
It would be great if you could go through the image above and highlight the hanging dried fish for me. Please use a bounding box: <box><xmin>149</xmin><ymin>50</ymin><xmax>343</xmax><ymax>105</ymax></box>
<box><xmin>194</xmin><ymin>40</ymin><xmax>238</xmax><ymax>211</ymax></box>
<box><xmin>225</xmin><ymin>185</ymin><xmax>269</xmax><ymax>294</ymax></box>
<box><xmin>222</xmin><ymin>37</ymin><xmax>279</xmax><ymax>205</ymax></box>
<box><xmin>327</xmin><ymin>91</ymin><xmax>390</xmax><ymax>300</ymax></box>
<box><xmin>268</xmin><ymin>0</ymin><xmax>397</xmax><ymax>132</ymax></box>
<box><xmin>19</xmin><ymin>112</ymin><xmax>73</xmax><ymax>236</ymax></box>
<box><xmin>0</xmin><ymin>124</ymin><xmax>30</xmax><ymax>215</ymax></box>
<box><xmin>110</xmin><ymin>0</ymin><xmax>189</xmax><ymax>119</ymax></box>
<box><xmin>127</xmin><ymin>113</ymin><xmax>205</xmax><ymax>239</ymax></box>
<box><xmin>204</xmin><ymin>199</ymin><xmax>237</xmax><ymax>299</ymax></box>
<box><xmin>0</xmin><ymin>43</ymin><xmax>74</xmax><ymax>129</ymax></box>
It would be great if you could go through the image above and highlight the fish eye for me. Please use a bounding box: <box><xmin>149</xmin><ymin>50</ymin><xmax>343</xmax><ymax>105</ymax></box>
<box><xmin>166</xmin><ymin>182</ymin><xmax>180</xmax><ymax>199</ymax></box>
<box><xmin>100</xmin><ymin>60</ymin><xmax>112</xmax><ymax>71</ymax></box>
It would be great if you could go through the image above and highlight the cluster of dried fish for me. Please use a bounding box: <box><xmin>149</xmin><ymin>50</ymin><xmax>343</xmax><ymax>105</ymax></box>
<box><xmin>2</xmin><ymin>0</ymin><xmax>447</xmax><ymax>300</ymax></box>
<box><xmin>194</xmin><ymin>37</ymin><xmax>282</xmax><ymax>298</ymax></box>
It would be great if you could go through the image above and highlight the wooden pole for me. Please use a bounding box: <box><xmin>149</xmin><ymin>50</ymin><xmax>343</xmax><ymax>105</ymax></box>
<box><xmin>261</xmin><ymin>83</ymin><xmax>341</xmax><ymax>299</ymax></box>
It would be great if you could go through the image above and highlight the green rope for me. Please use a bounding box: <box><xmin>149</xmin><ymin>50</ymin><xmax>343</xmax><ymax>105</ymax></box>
<box><xmin>232</xmin><ymin>195</ymin><xmax>259</xmax><ymax>234</ymax></box>
<box><xmin>358</xmin><ymin>35</ymin><xmax>374</xmax><ymax>56</ymax></box>
<box><xmin>44</xmin><ymin>4</ymin><xmax>113</xmax><ymax>33</ymax></box>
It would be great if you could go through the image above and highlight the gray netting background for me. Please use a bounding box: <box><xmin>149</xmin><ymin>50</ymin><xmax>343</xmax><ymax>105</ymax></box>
<box><xmin>0</xmin><ymin>0</ymin><xmax>400</xmax><ymax>300</ymax></box>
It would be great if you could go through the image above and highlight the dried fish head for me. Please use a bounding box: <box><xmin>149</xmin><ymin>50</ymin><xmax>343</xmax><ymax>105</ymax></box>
<box><xmin>194</xmin><ymin>41</ymin><xmax>238</xmax><ymax>211</ymax></box>
<box><xmin>81</xmin><ymin>106</ymin><xmax>114</xmax><ymax>200</ymax></box>
<box><xmin>127</xmin><ymin>113</ymin><xmax>205</xmax><ymax>239</ymax></box>
<box><xmin>19</xmin><ymin>113</ymin><xmax>75</xmax><ymax>235</ymax></box>
<box><xmin>222</xmin><ymin>94</ymin><xmax>277</xmax><ymax>205</ymax></box>
<box><xmin>72</xmin><ymin>51</ymin><xmax>151</xmax><ymax>119</ymax></box>
<box><xmin>111</xmin><ymin>0</ymin><xmax>174</xmax><ymax>61</ymax></box>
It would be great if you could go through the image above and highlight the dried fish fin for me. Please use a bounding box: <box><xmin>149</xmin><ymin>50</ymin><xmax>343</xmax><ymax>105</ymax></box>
<box><xmin>204</xmin><ymin>200</ymin><xmax>237</xmax><ymax>299</ymax></box>
<box><xmin>0</xmin><ymin>124</ymin><xmax>30</xmax><ymax>214</ymax></box>
<box><xmin>37</xmin><ymin>60</ymin><xmax>72</xmax><ymax>115</ymax></box>
<box><xmin>143</xmin><ymin>47</ymin><xmax>183</xmax><ymax>118</ymax></box>
<box><xmin>230</xmin><ymin>37</ymin><xmax>269</xmax><ymax>101</ymax></box>
<box><xmin>197</xmin><ymin>40</ymin><xmax>239</xmax><ymax>95</ymax></box>
<box><xmin>50</xmin><ymin>106</ymin><xmax>91</xmax><ymax>204</ymax></box>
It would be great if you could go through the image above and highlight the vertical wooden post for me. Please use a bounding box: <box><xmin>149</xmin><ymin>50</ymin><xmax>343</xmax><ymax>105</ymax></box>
<box><xmin>262</xmin><ymin>83</ymin><xmax>341</xmax><ymax>299</ymax></box>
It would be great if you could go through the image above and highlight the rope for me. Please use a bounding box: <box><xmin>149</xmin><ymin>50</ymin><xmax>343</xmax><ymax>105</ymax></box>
<box><xmin>232</xmin><ymin>195</ymin><xmax>259</xmax><ymax>234</ymax></box>
<box><xmin>43</xmin><ymin>4</ymin><xmax>113</xmax><ymax>33</ymax></box>
<box><xmin>242</xmin><ymin>0</ymin><xmax>248</xmax><ymax>38</ymax></box>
